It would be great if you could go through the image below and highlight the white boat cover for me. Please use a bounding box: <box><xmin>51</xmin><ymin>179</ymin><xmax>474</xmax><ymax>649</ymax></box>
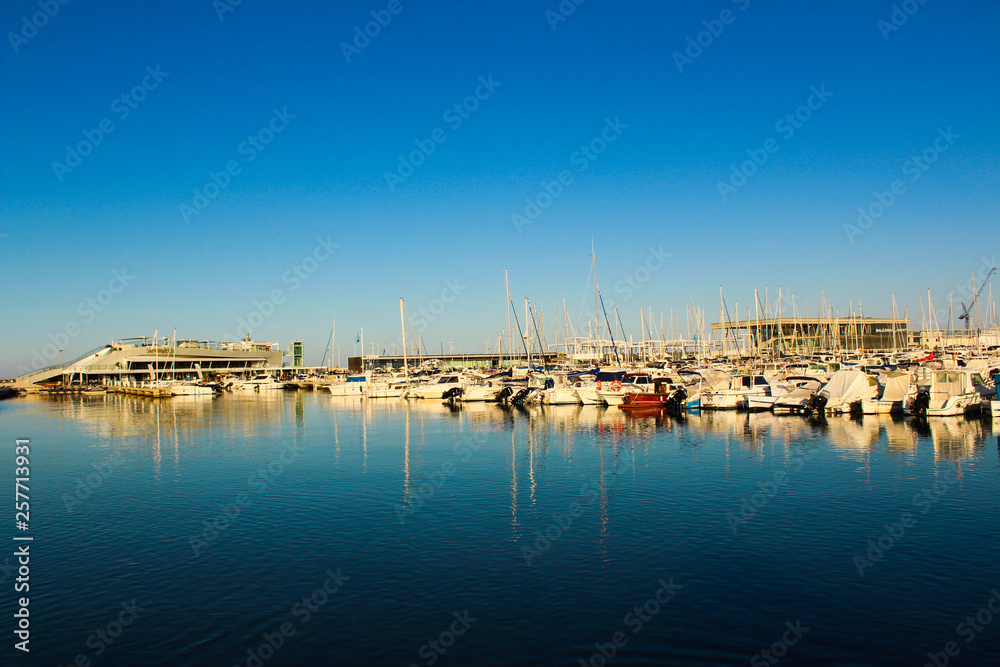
<box><xmin>822</xmin><ymin>369</ymin><xmax>877</xmax><ymax>402</ymax></box>
<box><xmin>880</xmin><ymin>371</ymin><xmax>910</xmax><ymax>402</ymax></box>
<box><xmin>691</xmin><ymin>369</ymin><xmax>731</xmax><ymax>392</ymax></box>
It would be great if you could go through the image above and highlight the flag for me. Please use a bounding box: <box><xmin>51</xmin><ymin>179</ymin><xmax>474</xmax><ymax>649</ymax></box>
<box><xmin>355</xmin><ymin>334</ymin><xmax>360</xmax><ymax>343</ymax></box>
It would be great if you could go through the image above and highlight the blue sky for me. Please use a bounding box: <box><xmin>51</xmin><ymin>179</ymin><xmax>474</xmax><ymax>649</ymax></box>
<box><xmin>2</xmin><ymin>0</ymin><xmax>998</xmax><ymax>375</ymax></box>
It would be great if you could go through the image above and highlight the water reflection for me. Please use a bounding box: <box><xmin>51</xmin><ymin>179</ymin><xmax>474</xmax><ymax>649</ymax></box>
<box><xmin>15</xmin><ymin>393</ymin><xmax>995</xmax><ymax>474</ymax></box>
<box><xmin>8</xmin><ymin>392</ymin><xmax>999</xmax><ymax>667</ymax></box>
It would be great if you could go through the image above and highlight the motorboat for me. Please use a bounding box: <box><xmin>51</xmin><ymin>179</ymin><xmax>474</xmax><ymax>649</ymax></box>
<box><xmin>701</xmin><ymin>374</ymin><xmax>770</xmax><ymax>410</ymax></box>
<box><xmin>772</xmin><ymin>377</ymin><xmax>826</xmax><ymax>413</ymax></box>
<box><xmin>599</xmin><ymin>373</ymin><xmax>652</xmax><ymax>406</ymax></box>
<box><xmin>244</xmin><ymin>372</ymin><xmax>285</xmax><ymax>391</ymax></box>
<box><xmin>911</xmin><ymin>369</ymin><xmax>988</xmax><ymax>417</ymax></box>
<box><xmin>815</xmin><ymin>369</ymin><xmax>879</xmax><ymax>414</ymax></box>
<box><xmin>539</xmin><ymin>371</ymin><xmax>592</xmax><ymax>405</ymax></box>
<box><xmin>408</xmin><ymin>373</ymin><xmax>464</xmax><ymax>399</ymax></box>
<box><xmin>678</xmin><ymin>369</ymin><xmax>731</xmax><ymax>410</ymax></box>
<box><xmin>576</xmin><ymin>370</ymin><xmax>627</xmax><ymax>406</ymax></box>
<box><xmin>619</xmin><ymin>378</ymin><xmax>688</xmax><ymax>411</ymax></box>
<box><xmin>453</xmin><ymin>376</ymin><xmax>507</xmax><ymax>402</ymax></box>
<box><xmin>170</xmin><ymin>381</ymin><xmax>215</xmax><ymax>396</ymax></box>
<box><xmin>329</xmin><ymin>374</ymin><xmax>368</xmax><ymax>397</ymax></box>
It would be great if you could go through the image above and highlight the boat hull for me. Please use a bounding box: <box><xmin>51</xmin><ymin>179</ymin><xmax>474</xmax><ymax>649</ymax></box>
<box><xmin>925</xmin><ymin>394</ymin><xmax>982</xmax><ymax>417</ymax></box>
<box><xmin>620</xmin><ymin>393</ymin><xmax>681</xmax><ymax>410</ymax></box>
<box><xmin>576</xmin><ymin>387</ymin><xmax>604</xmax><ymax>405</ymax></box>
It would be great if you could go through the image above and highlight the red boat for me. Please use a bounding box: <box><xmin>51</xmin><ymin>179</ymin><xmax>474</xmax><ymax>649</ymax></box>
<box><xmin>619</xmin><ymin>379</ymin><xmax>687</xmax><ymax>410</ymax></box>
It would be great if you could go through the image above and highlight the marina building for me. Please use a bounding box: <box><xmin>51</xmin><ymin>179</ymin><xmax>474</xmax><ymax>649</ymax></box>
<box><xmin>15</xmin><ymin>337</ymin><xmax>284</xmax><ymax>387</ymax></box>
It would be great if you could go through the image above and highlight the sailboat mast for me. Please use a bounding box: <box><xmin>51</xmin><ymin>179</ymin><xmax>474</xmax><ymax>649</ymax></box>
<box><xmin>592</xmin><ymin>242</ymin><xmax>601</xmax><ymax>363</ymax></box>
<box><xmin>400</xmin><ymin>298</ymin><xmax>409</xmax><ymax>380</ymax></box>
<box><xmin>504</xmin><ymin>267</ymin><xmax>511</xmax><ymax>366</ymax></box>
<box><xmin>524</xmin><ymin>297</ymin><xmax>531</xmax><ymax>366</ymax></box>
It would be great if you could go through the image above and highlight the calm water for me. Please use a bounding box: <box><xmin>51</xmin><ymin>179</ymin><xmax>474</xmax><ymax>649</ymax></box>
<box><xmin>2</xmin><ymin>393</ymin><xmax>999</xmax><ymax>666</ymax></box>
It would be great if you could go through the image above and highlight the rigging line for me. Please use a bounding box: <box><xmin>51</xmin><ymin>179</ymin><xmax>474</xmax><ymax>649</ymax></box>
<box><xmin>529</xmin><ymin>305</ymin><xmax>547</xmax><ymax>370</ymax></box>
<box><xmin>599</xmin><ymin>293</ymin><xmax>621</xmax><ymax>366</ymax></box>
<box><xmin>576</xmin><ymin>257</ymin><xmax>595</xmax><ymax>333</ymax></box>
<box><xmin>510</xmin><ymin>297</ymin><xmax>530</xmax><ymax>357</ymax></box>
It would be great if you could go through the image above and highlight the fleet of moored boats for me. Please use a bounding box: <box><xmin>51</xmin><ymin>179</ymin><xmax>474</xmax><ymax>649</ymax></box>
<box><xmin>76</xmin><ymin>348</ymin><xmax>1000</xmax><ymax>419</ymax></box>
<box><xmin>18</xmin><ymin>347</ymin><xmax>999</xmax><ymax>420</ymax></box>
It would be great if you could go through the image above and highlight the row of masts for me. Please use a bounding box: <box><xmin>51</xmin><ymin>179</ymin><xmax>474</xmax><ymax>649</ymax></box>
<box><xmin>323</xmin><ymin>262</ymin><xmax>998</xmax><ymax>369</ymax></box>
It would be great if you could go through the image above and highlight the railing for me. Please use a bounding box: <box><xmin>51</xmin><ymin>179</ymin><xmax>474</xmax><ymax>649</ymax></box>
<box><xmin>113</xmin><ymin>338</ymin><xmax>280</xmax><ymax>352</ymax></box>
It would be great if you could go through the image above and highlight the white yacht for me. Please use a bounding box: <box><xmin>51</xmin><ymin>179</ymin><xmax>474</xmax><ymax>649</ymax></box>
<box><xmin>408</xmin><ymin>374</ymin><xmax>464</xmax><ymax>399</ymax></box>
<box><xmin>455</xmin><ymin>378</ymin><xmax>507</xmax><ymax>402</ymax></box>
<box><xmin>540</xmin><ymin>377</ymin><xmax>586</xmax><ymax>405</ymax></box>
<box><xmin>701</xmin><ymin>374</ymin><xmax>770</xmax><ymax>410</ymax></box>
<box><xmin>329</xmin><ymin>374</ymin><xmax>368</xmax><ymax>397</ymax></box>
<box><xmin>747</xmin><ymin>377</ymin><xmax>796</xmax><ymax>411</ymax></box>
<box><xmin>243</xmin><ymin>372</ymin><xmax>285</xmax><ymax>391</ymax></box>
<box><xmin>170</xmin><ymin>381</ymin><xmax>215</xmax><ymax>396</ymax></box>
<box><xmin>772</xmin><ymin>377</ymin><xmax>826</xmax><ymax>413</ymax></box>
<box><xmin>576</xmin><ymin>370</ymin><xmax>627</xmax><ymax>406</ymax></box>
<box><xmin>919</xmin><ymin>369</ymin><xmax>989</xmax><ymax>417</ymax></box>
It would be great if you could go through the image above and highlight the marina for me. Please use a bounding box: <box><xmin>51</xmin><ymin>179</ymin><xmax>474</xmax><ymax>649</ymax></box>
<box><xmin>8</xmin><ymin>292</ymin><xmax>998</xmax><ymax>422</ymax></box>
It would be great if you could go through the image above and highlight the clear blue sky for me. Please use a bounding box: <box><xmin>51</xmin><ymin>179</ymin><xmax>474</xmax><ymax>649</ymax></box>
<box><xmin>2</xmin><ymin>0</ymin><xmax>998</xmax><ymax>376</ymax></box>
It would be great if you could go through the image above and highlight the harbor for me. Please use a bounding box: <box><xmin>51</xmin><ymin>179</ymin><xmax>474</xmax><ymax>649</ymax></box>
<box><xmin>8</xmin><ymin>283</ymin><xmax>998</xmax><ymax>419</ymax></box>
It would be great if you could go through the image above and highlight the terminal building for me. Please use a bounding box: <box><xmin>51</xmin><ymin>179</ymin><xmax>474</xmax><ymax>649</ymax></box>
<box><xmin>15</xmin><ymin>336</ymin><xmax>285</xmax><ymax>387</ymax></box>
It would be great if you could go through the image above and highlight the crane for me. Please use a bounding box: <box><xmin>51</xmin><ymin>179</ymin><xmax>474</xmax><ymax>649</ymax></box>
<box><xmin>958</xmin><ymin>266</ymin><xmax>996</xmax><ymax>329</ymax></box>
